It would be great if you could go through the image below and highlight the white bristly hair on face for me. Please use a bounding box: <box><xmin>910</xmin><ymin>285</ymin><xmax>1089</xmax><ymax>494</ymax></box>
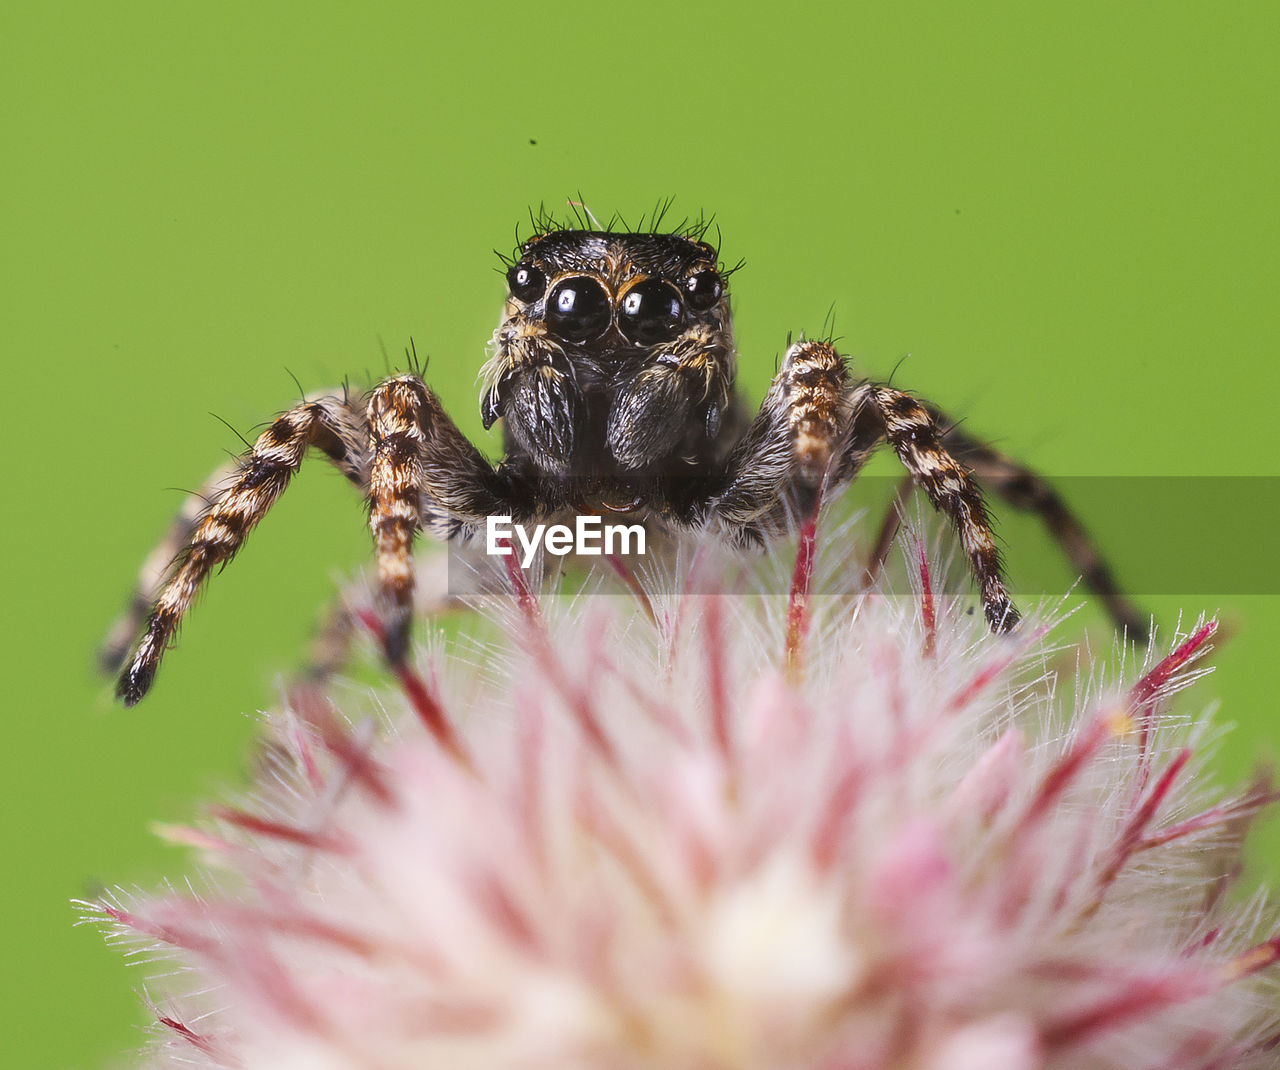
<box><xmin>84</xmin><ymin>527</ymin><xmax>1280</xmax><ymax>1070</ymax></box>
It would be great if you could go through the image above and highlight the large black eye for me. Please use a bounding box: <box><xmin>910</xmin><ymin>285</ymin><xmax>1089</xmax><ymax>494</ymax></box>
<box><xmin>683</xmin><ymin>269</ymin><xmax>723</xmax><ymax>311</ymax></box>
<box><xmin>617</xmin><ymin>279</ymin><xmax>685</xmax><ymax>345</ymax></box>
<box><xmin>546</xmin><ymin>277</ymin><xmax>611</xmax><ymax>343</ymax></box>
<box><xmin>506</xmin><ymin>263</ymin><xmax>546</xmax><ymax>302</ymax></box>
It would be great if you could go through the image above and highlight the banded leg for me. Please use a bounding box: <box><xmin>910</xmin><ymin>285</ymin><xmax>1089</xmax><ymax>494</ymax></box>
<box><xmin>115</xmin><ymin>394</ymin><xmax>370</xmax><ymax>705</ymax></box>
<box><xmin>696</xmin><ymin>339</ymin><xmax>849</xmax><ymax>538</ymax></box>
<box><xmin>366</xmin><ymin>375</ymin><xmax>533</xmax><ymax>664</ymax></box>
<box><xmin>99</xmin><ymin>460</ymin><xmax>239</xmax><ymax>675</ymax></box>
<box><xmin>936</xmin><ymin>422</ymin><xmax>1149</xmax><ymax>640</ymax></box>
<box><xmin>845</xmin><ymin>384</ymin><xmax>1019</xmax><ymax>633</ymax></box>
<box><xmin>861</xmin><ymin>414</ymin><xmax>1148</xmax><ymax>639</ymax></box>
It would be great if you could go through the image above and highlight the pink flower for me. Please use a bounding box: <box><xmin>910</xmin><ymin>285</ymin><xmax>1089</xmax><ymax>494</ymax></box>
<box><xmin>85</xmin><ymin>533</ymin><xmax>1280</xmax><ymax>1069</ymax></box>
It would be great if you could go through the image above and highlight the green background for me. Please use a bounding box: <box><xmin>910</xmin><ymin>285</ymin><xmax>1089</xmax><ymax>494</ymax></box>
<box><xmin>4</xmin><ymin>3</ymin><xmax>1279</xmax><ymax>1066</ymax></box>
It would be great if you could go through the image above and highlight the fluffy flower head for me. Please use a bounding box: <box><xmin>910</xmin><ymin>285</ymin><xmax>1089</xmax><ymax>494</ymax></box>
<box><xmin>89</xmin><ymin>533</ymin><xmax>1280</xmax><ymax>1069</ymax></box>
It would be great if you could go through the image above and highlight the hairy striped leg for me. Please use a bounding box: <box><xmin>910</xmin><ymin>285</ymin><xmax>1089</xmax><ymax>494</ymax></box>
<box><xmin>844</xmin><ymin>384</ymin><xmax>1019</xmax><ymax>633</ymax></box>
<box><xmin>698</xmin><ymin>339</ymin><xmax>849</xmax><ymax>538</ymax></box>
<box><xmin>940</xmin><ymin>423</ymin><xmax>1148</xmax><ymax>639</ymax></box>
<box><xmin>115</xmin><ymin>394</ymin><xmax>370</xmax><ymax>706</ymax></box>
<box><xmin>99</xmin><ymin>460</ymin><xmax>239</xmax><ymax>675</ymax></box>
<box><xmin>366</xmin><ymin>374</ymin><xmax>533</xmax><ymax>664</ymax></box>
<box><xmin>864</xmin><ymin>417</ymin><xmax>1149</xmax><ymax>640</ymax></box>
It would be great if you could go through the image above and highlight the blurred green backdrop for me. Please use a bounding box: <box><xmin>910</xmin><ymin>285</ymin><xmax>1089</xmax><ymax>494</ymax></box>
<box><xmin>4</xmin><ymin>3</ymin><xmax>1279</xmax><ymax>1066</ymax></box>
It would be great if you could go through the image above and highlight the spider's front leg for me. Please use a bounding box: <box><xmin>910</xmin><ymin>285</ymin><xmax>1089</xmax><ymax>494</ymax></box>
<box><xmin>367</xmin><ymin>374</ymin><xmax>533</xmax><ymax>663</ymax></box>
<box><xmin>114</xmin><ymin>392</ymin><xmax>370</xmax><ymax>705</ymax></box>
<box><xmin>692</xmin><ymin>338</ymin><xmax>849</xmax><ymax>536</ymax></box>
<box><xmin>843</xmin><ymin>383</ymin><xmax>1020</xmax><ymax>633</ymax></box>
<box><xmin>694</xmin><ymin>340</ymin><xmax>1017</xmax><ymax>631</ymax></box>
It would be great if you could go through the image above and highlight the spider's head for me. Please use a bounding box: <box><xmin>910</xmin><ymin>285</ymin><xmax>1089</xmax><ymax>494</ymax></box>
<box><xmin>484</xmin><ymin>228</ymin><xmax>736</xmax><ymax>477</ymax></box>
<box><xmin>500</xmin><ymin>229</ymin><xmax>730</xmax><ymax>354</ymax></box>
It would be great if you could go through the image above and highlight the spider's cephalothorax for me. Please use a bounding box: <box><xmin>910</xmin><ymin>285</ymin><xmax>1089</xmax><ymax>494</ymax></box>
<box><xmin>104</xmin><ymin>223</ymin><xmax>1147</xmax><ymax>705</ymax></box>
<box><xmin>481</xmin><ymin>230</ymin><xmax>735</xmax><ymax>487</ymax></box>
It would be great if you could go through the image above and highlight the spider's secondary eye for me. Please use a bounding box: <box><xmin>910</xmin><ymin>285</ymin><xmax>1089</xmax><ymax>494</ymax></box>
<box><xmin>617</xmin><ymin>279</ymin><xmax>685</xmax><ymax>346</ymax></box>
<box><xmin>507</xmin><ymin>263</ymin><xmax>547</xmax><ymax>302</ymax></box>
<box><xmin>683</xmin><ymin>269</ymin><xmax>723</xmax><ymax>311</ymax></box>
<box><xmin>545</xmin><ymin>277</ymin><xmax>611</xmax><ymax>343</ymax></box>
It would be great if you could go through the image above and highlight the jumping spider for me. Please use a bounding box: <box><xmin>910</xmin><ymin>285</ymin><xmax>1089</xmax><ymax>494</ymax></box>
<box><xmin>105</xmin><ymin>222</ymin><xmax>1145</xmax><ymax>705</ymax></box>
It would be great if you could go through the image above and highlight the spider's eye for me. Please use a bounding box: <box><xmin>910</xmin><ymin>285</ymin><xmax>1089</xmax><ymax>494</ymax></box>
<box><xmin>545</xmin><ymin>277</ymin><xmax>611</xmax><ymax>343</ymax></box>
<box><xmin>617</xmin><ymin>279</ymin><xmax>685</xmax><ymax>346</ymax></box>
<box><xmin>507</xmin><ymin>263</ymin><xmax>547</xmax><ymax>302</ymax></box>
<box><xmin>683</xmin><ymin>269</ymin><xmax>723</xmax><ymax>311</ymax></box>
